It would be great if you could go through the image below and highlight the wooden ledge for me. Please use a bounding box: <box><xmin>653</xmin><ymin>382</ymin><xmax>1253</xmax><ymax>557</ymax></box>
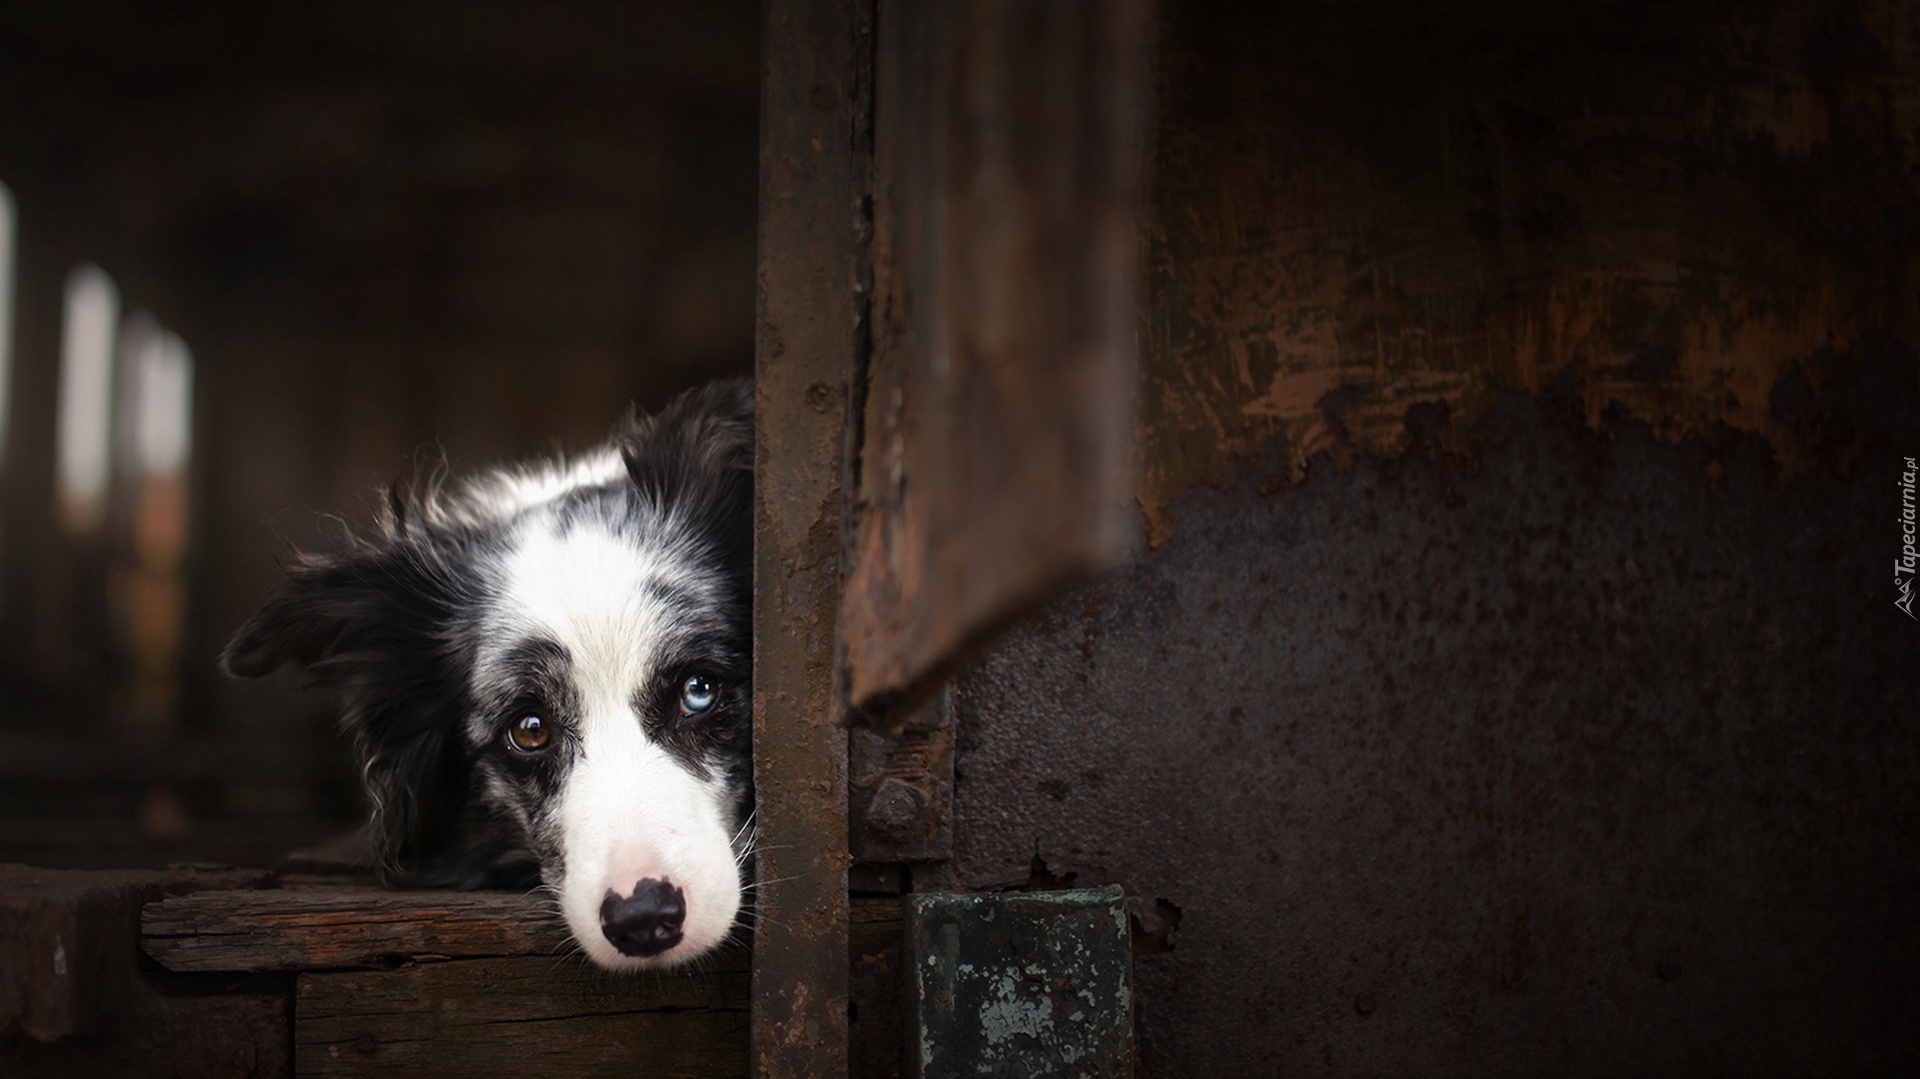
<box><xmin>139</xmin><ymin>879</ymin><xmax>751</xmax><ymax>1078</ymax></box>
<box><xmin>143</xmin><ymin>886</ymin><xmax>574</xmax><ymax>973</ymax></box>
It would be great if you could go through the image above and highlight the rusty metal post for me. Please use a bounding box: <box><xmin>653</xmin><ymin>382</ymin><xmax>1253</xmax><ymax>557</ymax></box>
<box><xmin>753</xmin><ymin>0</ymin><xmax>866</xmax><ymax>1074</ymax></box>
<box><xmin>841</xmin><ymin>0</ymin><xmax>1150</xmax><ymax>728</ymax></box>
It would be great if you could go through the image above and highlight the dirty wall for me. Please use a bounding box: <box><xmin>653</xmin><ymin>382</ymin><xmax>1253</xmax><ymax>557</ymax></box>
<box><xmin>924</xmin><ymin>1</ymin><xmax>1920</xmax><ymax>1072</ymax></box>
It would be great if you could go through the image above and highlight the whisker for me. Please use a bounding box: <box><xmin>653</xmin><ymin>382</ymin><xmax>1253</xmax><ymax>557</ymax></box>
<box><xmin>736</xmin><ymin>843</ymin><xmax>797</xmax><ymax>868</ymax></box>
<box><xmin>729</xmin><ymin>810</ymin><xmax>759</xmax><ymax>850</ymax></box>
<box><xmin>733</xmin><ymin>907</ymin><xmax>796</xmax><ymax>934</ymax></box>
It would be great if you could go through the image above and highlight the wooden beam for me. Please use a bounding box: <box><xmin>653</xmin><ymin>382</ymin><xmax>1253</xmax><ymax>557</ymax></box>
<box><xmin>296</xmin><ymin>954</ymin><xmax>748</xmax><ymax>1078</ymax></box>
<box><xmin>142</xmin><ymin>887</ymin><xmax>573</xmax><ymax>973</ymax></box>
<box><xmin>0</xmin><ymin>864</ymin><xmax>267</xmax><ymax>1042</ymax></box>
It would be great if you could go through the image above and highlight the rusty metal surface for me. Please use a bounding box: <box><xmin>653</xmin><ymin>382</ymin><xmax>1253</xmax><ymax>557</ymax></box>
<box><xmin>926</xmin><ymin>393</ymin><xmax>1920</xmax><ymax>1075</ymax></box>
<box><xmin>903</xmin><ymin>887</ymin><xmax>1132</xmax><ymax>1079</ymax></box>
<box><xmin>849</xmin><ymin>685</ymin><xmax>953</xmax><ymax>862</ymax></box>
<box><xmin>1140</xmin><ymin>0</ymin><xmax>1920</xmax><ymax>545</ymax></box>
<box><xmin>753</xmin><ymin>0</ymin><xmax>864</xmax><ymax>1073</ymax></box>
<box><xmin>840</xmin><ymin>0</ymin><xmax>1150</xmax><ymax>725</ymax></box>
<box><xmin>915</xmin><ymin>2</ymin><xmax>1920</xmax><ymax>1072</ymax></box>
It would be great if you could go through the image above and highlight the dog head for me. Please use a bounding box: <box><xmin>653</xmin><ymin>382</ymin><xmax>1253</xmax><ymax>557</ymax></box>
<box><xmin>224</xmin><ymin>380</ymin><xmax>754</xmax><ymax>970</ymax></box>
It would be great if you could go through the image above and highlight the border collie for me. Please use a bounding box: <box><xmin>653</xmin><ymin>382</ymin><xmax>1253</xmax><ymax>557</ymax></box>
<box><xmin>223</xmin><ymin>379</ymin><xmax>754</xmax><ymax>971</ymax></box>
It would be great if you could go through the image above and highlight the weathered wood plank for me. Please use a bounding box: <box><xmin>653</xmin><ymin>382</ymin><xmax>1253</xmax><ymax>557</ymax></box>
<box><xmin>849</xmin><ymin>898</ymin><xmax>905</xmax><ymax>1079</ymax></box>
<box><xmin>296</xmin><ymin>955</ymin><xmax>748</xmax><ymax>1078</ymax></box>
<box><xmin>1</xmin><ymin>864</ymin><xmax>269</xmax><ymax>1041</ymax></box>
<box><xmin>1</xmin><ymin>984</ymin><xmax>291</xmax><ymax>1079</ymax></box>
<box><xmin>142</xmin><ymin>887</ymin><xmax>573</xmax><ymax>972</ymax></box>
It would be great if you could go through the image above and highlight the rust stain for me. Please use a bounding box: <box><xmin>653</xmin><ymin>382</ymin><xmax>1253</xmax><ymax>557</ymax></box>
<box><xmin>1139</xmin><ymin>0</ymin><xmax>1920</xmax><ymax>544</ymax></box>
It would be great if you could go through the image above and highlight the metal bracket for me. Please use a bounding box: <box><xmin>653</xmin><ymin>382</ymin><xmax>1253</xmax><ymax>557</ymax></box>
<box><xmin>903</xmin><ymin>886</ymin><xmax>1133</xmax><ymax>1078</ymax></box>
<box><xmin>850</xmin><ymin>682</ymin><xmax>953</xmax><ymax>863</ymax></box>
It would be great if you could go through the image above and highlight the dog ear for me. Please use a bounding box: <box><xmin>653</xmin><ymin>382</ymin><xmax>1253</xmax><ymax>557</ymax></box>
<box><xmin>224</xmin><ymin>552</ymin><xmax>395</xmax><ymax>678</ymax></box>
<box><xmin>619</xmin><ymin>378</ymin><xmax>755</xmax><ymax>593</ymax></box>
<box><xmin>224</xmin><ymin>539</ymin><xmax>475</xmax><ymax>882</ymax></box>
<box><xmin>620</xmin><ymin>378</ymin><xmax>753</xmax><ymax>508</ymax></box>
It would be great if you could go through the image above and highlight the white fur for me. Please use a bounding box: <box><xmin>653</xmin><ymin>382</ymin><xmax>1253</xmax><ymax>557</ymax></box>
<box><xmin>481</xmin><ymin>521</ymin><xmax>741</xmax><ymax>969</ymax></box>
<box><xmin>440</xmin><ymin>447</ymin><xmax>629</xmax><ymax>528</ymax></box>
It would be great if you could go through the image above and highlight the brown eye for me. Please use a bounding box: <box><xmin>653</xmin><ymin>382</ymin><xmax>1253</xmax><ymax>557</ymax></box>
<box><xmin>505</xmin><ymin>715</ymin><xmax>552</xmax><ymax>754</ymax></box>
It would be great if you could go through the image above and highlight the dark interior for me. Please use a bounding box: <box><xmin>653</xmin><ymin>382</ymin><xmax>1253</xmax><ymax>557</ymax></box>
<box><xmin>0</xmin><ymin>1</ymin><xmax>762</xmax><ymax>869</ymax></box>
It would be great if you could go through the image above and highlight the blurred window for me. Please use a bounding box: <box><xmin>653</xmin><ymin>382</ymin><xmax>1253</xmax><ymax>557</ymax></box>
<box><xmin>56</xmin><ymin>264</ymin><xmax>119</xmax><ymax>533</ymax></box>
<box><xmin>0</xmin><ymin>182</ymin><xmax>14</xmax><ymax>468</ymax></box>
<box><xmin>114</xmin><ymin>311</ymin><xmax>194</xmax><ymax>730</ymax></box>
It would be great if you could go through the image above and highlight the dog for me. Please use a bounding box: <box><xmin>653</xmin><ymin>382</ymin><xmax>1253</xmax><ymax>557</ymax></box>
<box><xmin>223</xmin><ymin>379</ymin><xmax>755</xmax><ymax>971</ymax></box>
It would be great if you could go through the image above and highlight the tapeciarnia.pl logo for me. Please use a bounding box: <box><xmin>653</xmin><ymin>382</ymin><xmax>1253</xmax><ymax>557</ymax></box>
<box><xmin>1899</xmin><ymin>456</ymin><xmax>1918</xmax><ymax>619</ymax></box>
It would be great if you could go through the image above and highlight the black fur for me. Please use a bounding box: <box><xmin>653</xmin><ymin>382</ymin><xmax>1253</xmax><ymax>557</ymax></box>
<box><xmin>224</xmin><ymin>379</ymin><xmax>755</xmax><ymax>893</ymax></box>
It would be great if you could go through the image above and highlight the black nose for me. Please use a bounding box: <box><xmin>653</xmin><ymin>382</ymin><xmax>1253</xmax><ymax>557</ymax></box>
<box><xmin>600</xmin><ymin>878</ymin><xmax>686</xmax><ymax>957</ymax></box>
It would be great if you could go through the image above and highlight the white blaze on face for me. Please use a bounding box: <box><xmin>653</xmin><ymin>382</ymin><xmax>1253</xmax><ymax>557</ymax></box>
<box><xmin>491</xmin><ymin>523</ymin><xmax>741</xmax><ymax>970</ymax></box>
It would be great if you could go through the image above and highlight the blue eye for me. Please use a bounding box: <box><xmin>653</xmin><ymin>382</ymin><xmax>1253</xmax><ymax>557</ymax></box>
<box><xmin>679</xmin><ymin>674</ymin><xmax>718</xmax><ymax>716</ymax></box>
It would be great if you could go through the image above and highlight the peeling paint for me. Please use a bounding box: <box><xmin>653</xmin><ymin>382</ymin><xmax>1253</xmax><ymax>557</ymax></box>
<box><xmin>905</xmin><ymin>888</ymin><xmax>1133</xmax><ymax>1078</ymax></box>
<box><xmin>1139</xmin><ymin>0</ymin><xmax>1920</xmax><ymax>543</ymax></box>
<box><xmin>923</xmin><ymin>2</ymin><xmax>1920</xmax><ymax>1074</ymax></box>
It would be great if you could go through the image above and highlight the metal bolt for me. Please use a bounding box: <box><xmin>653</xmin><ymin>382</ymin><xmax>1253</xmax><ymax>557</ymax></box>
<box><xmin>865</xmin><ymin>778</ymin><xmax>930</xmax><ymax>840</ymax></box>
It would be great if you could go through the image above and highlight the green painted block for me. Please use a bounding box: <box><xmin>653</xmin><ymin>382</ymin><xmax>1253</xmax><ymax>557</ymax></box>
<box><xmin>904</xmin><ymin>886</ymin><xmax>1132</xmax><ymax>1078</ymax></box>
